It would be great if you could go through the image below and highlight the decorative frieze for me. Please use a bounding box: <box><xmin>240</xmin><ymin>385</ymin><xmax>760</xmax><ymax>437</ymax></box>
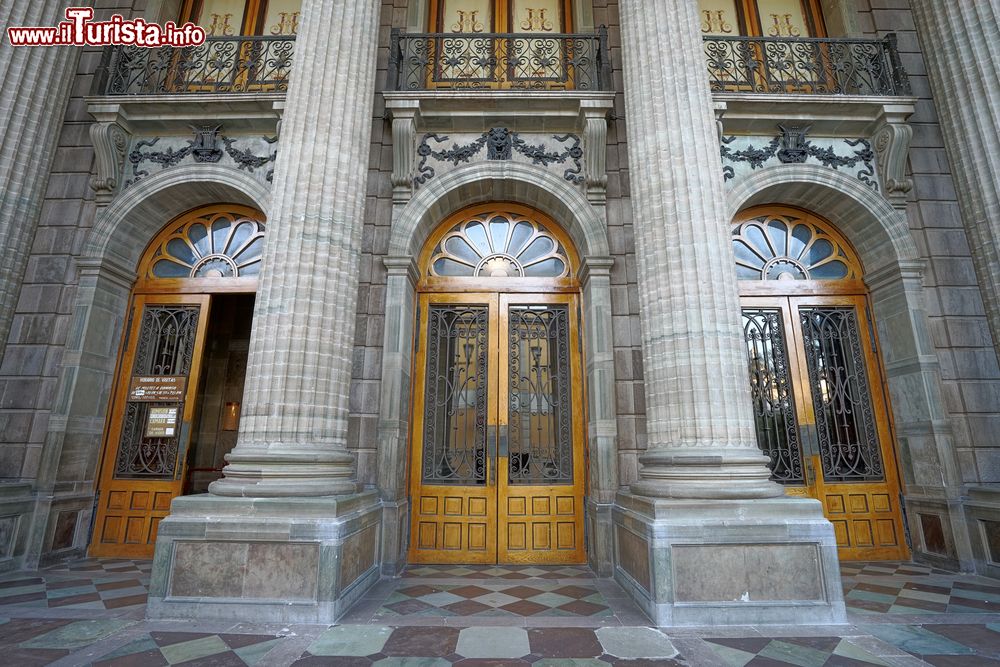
<box><xmin>720</xmin><ymin>125</ymin><xmax>877</xmax><ymax>191</ymax></box>
<box><xmin>413</xmin><ymin>128</ymin><xmax>583</xmax><ymax>189</ymax></box>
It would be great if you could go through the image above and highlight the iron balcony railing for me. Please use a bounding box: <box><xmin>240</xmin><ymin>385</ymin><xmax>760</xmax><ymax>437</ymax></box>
<box><xmin>388</xmin><ymin>27</ymin><xmax>612</xmax><ymax>91</ymax></box>
<box><xmin>704</xmin><ymin>34</ymin><xmax>911</xmax><ymax>96</ymax></box>
<box><xmin>92</xmin><ymin>36</ymin><xmax>295</xmax><ymax>95</ymax></box>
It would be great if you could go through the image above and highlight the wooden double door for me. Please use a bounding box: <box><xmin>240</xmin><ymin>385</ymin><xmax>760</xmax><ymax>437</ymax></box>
<box><xmin>741</xmin><ymin>294</ymin><xmax>908</xmax><ymax>560</ymax></box>
<box><xmin>409</xmin><ymin>292</ymin><xmax>586</xmax><ymax>564</ymax></box>
<box><xmin>91</xmin><ymin>294</ymin><xmax>213</xmax><ymax>558</ymax></box>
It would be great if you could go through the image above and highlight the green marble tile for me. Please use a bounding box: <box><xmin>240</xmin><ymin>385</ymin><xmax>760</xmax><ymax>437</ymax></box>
<box><xmin>371</xmin><ymin>658</ymin><xmax>451</xmax><ymax>667</ymax></box>
<box><xmin>233</xmin><ymin>637</ymin><xmax>284</xmax><ymax>665</ymax></box>
<box><xmin>859</xmin><ymin>624</ymin><xmax>974</xmax><ymax>656</ymax></box>
<box><xmin>159</xmin><ymin>635</ymin><xmax>229</xmax><ymax>664</ymax></box>
<box><xmin>758</xmin><ymin>639</ymin><xmax>831</xmax><ymax>667</ymax></box>
<box><xmin>308</xmin><ymin>625</ymin><xmax>393</xmax><ymax>656</ymax></box>
<box><xmin>20</xmin><ymin>619</ymin><xmax>134</xmax><ymax>650</ymax></box>
<box><xmin>96</xmin><ymin>636</ymin><xmax>159</xmax><ymax>661</ymax></box>
<box><xmin>706</xmin><ymin>643</ymin><xmax>755</xmax><ymax>667</ymax></box>
<box><xmin>831</xmin><ymin>639</ymin><xmax>889</xmax><ymax>666</ymax></box>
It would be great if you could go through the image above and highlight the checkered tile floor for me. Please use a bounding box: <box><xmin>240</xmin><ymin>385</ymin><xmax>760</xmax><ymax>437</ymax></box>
<box><xmin>0</xmin><ymin>559</ymin><xmax>999</xmax><ymax>665</ymax></box>
<box><xmin>842</xmin><ymin>560</ymin><xmax>1000</xmax><ymax>614</ymax></box>
<box><xmin>377</xmin><ymin>580</ymin><xmax>613</xmax><ymax>618</ymax></box>
<box><xmin>0</xmin><ymin>558</ymin><xmax>150</xmax><ymax>611</ymax></box>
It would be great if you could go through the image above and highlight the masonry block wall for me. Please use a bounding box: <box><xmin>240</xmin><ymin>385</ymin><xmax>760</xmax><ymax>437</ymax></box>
<box><xmin>856</xmin><ymin>0</ymin><xmax>1000</xmax><ymax>486</ymax></box>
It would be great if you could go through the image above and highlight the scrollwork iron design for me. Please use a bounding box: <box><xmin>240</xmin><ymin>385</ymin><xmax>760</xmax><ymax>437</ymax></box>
<box><xmin>94</xmin><ymin>36</ymin><xmax>295</xmax><ymax>95</ymax></box>
<box><xmin>741</xmin><ymin>309</ymin><xmax>804</xmax><ymax>484</ymax></box>
<box><xmin>800</xmin><ymin>307</ymin><xmax>884</xmax><ymax>483</ymax></box>
<box><xmin>114</xmin><ymin>306</ymin><xmax>200</xmax><ymax>479</ymax></box>
<box><xmin>508</xmin><ymin>306</ymin><xmax>573</xmax><ymax>485</ymax></box>
<box><xmin>422</xmin><ymin>306</ymin><xmax>490</xmax><ymax>485</ymax></box>
<box><xmin>703</xmin><ymin>34</ymin><xmax>910</xmax><ymax>96</ymax></box>
<box><xmin>389</xmin><ymin>28</ymin><xmax>610</xmax><ymax>91</ymax></box>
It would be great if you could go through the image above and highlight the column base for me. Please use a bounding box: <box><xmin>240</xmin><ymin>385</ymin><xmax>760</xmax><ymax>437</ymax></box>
<box><xmin>631</xmin><ymin>448</ymin><xmax>785</xmax><ymax>499</ymax></box>
<box><xmin>612</xmin><ymin>491</ymin><xmax>846</xmax><ymax>627</ymax></box>
<box><xmin>147</xmin><ymin>491</ymin><xmax>381</xmax><ymax>623</ymax></box>
<box><xmin>208</xmin><ymin>447</ymin><xmax>358</xmax><ymax>497</ymax></box>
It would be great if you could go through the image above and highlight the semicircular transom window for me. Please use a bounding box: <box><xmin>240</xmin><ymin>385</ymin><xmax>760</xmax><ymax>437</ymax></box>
<box><xmin>732</xmin><ymin>213</ymin><xmax>862</xmax><ymax>282</ymax></box>
<box><xmin>147</xmin><ymin>211</ymin><xmax>266</xmax><ymax>280</ymax></box>
<box><xmin>428</xmin><ymin>211</ymin><xmax>571</xmax><ymax>279</ymax></box>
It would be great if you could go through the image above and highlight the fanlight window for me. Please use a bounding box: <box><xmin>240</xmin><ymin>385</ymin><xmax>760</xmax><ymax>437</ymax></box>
<box><xmin>428</xmin><ymin>211</ymin><xmax>571</xmax><ymax>279</ymax></box>
<box><xmin>147</xmin><ymin>211</ymin><xmax>266</xmax><ymax>279</ymax></box>
<box><xmin>732</xmin><ymin>213</ymin><xmax>861</xmax><ymax>281</ymax></box>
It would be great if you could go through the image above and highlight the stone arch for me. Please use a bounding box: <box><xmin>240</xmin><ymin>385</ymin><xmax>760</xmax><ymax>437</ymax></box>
<box><xmin>86</xmin><ymin>164</ymin><xmax>270</xmax><ymax>272</ymax></box>
<box><xmin>725</xmin><ymin>163</ymin><xmax>968</xmax><ymax>566</ymax></box>
<box><xmin>726</xmin><ymin>164</ymin><xmax>918</xmax><ymax>274</ymax></box>
<box><xmin>377</xmin><ymin>162</ymin><xmax>617</xmax><ymax>576</ymax></box>
<box><xmin>390</xmin><ymin>162</ymin><xmax>610</xmax><ymax>260</ymax></box>
<box><xmin>30</xmin><ymin>166</ymin><xmax>271</xmax><ymax>564</ymax></box>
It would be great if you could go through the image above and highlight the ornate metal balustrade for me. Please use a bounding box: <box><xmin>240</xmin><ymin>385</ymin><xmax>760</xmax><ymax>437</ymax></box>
<box><xmin>92</xmin><ymin>36</ymin><xmax>295</xmax><ymax>95</ymax></box>
<box><xmin>389</xmin><ymin>28</ymin><xmax>611</xmax><ymax>91</ymax></box>
<box><xmin>704</xmin><ymin>34</ymin><xmax>910</xmax><ymax>96</ymax></box>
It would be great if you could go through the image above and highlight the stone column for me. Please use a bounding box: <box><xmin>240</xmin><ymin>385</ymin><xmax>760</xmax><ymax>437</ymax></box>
<box><xmin>0</xmin><ymin>1</ymin><xmax>80</xmax><ymax>362</ymax></box>
<box><xmin>611</xmin><ymin>0</ymin><xmax>844</xmax><ymax>627</ymax></box>
<box><xmin>618</xmin><ymin>0</ymin><xmax>780</xmax><ymax>500</ymax></box>
<box><xmin>209</xmin><ymin>0</ymin><xmax>381</xmax><ymax>497</ymax></box>
<box><xmin>910</xmin><ymin>2</ymin><xmax>1000</xmax><ymax>362</ymax></box>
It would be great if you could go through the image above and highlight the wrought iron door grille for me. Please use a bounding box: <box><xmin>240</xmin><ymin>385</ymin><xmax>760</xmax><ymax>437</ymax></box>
<box><xmin>115</xmin><ymin>306</ymin><xmax>200</xmax><ymax>479</ymax></box>
<box><xmin>422</xmin><ymin>305</ymin><xmax>490</xmax><ymax>485</ymax></box>
<box><xmin>508</xmin><ymin>306</ymin><xmax>573</xmax><ymax>485</ymax></box>
<box><xmin>389</xmin><ymin>28</ymin><xmax>611</xmax><ymax>91</ymax></box>
<box><xmin>93</xmin><ymin>36</ymin><xmax>295</xmax><ymax>95</ymax></box>
<box><xmin>703</xmin><ymin>34</ymin><xmax>910</xmax><ymax>96</ymax></box>
<box><xmin>800</xmin><ymin>307</ymin><xmax>884</xmax><ymax>482</ymax></box>
<box><xmin>741</xmin><ymin>308</ymin><xmax>805</xmax><ymax>484</ymax></box>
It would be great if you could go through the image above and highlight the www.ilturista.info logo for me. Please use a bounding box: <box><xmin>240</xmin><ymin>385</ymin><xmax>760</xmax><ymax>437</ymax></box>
<box><xmin>7</xmin><ymin>8</ymin><xmax>206</xmax><ymax>47</ymax></box>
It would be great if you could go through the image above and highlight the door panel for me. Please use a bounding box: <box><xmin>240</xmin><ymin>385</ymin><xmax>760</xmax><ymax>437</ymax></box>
<box><xmin>408</xmin><ymin>292</ymin><xmax>585</xmax><ymax>564</ymax></box>
<box><xmin>497</xmin><ymin>295</ymin><xmax>585</xmax><ymax>563</ymax></box>
<box><xmin>91</xmin><ymin>294</ymin><xmax>211</xmax><ymax>558</ymax></box>
<box><xmin>741</xmin><ymin>295</ymin><xmax>908</xmax><ymax>560</ymax></box>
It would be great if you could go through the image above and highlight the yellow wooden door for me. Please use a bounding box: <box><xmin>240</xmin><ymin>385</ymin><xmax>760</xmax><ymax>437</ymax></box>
<box><xmin>408</xmin><ymin>292</ymin><xmax>585</xmax><ymax>564</ymax></box>
<box><xmin>90</xmin><ymin>294</ymin><xmax>211</xmax><ymax>558</ymax></box>
<box><xmin>741</xmin><ymin>295</ymin><xmax>909</xmax><ymax>561</ymax></box>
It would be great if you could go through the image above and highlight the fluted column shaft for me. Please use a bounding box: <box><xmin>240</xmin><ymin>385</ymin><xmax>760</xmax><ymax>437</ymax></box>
<box><xmin>0</xmin><ymin>2</ymin><xmax>80</xmax><ymax>363</ymax></box>
<box><xmin>210</xmin><ymin>0</ymin><xmax>381</xmax><ymax>497</ymax></box>
<box><xmin>910</xmin><ymin>1</ymin><xmax>1000</xmax><ymax>362</ymax></box>
<box><xmin>619</xmin><ymin>0</ymin><xmax>780</xmax><ymax>499</ymax></box>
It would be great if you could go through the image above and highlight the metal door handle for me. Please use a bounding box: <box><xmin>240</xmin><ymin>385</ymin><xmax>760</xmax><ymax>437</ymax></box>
<box><xmin>498</xmin><ymin>425</ymin><xmax>508</xmax><ymax>458</ymax></box>
<box><xmin>487</xmin><ymin>426</ymin><xmax>496</xmax><ymax>486</ymax></box>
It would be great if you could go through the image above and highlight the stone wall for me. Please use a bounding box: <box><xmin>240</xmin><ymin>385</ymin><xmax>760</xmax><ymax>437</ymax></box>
<box><xmin>855</xmin><ymin>0</ymin><xmax>1000</xmax><ymax>485</ymax></box>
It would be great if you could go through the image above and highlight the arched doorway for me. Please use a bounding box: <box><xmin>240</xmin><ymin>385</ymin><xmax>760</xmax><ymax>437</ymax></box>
<box><xmin>408</xmin><ymin>203</ymin><xmax>587</xmax><ymax>564</ymax></box>
<box><xmin>90</xmin><ymin>205</ymin><xmax>265</xmax><ymax>558</ymax></box>
<box><xmin>734</xmin><ymin>205</ymin><xmax>909</xmax><ymax>561</ymax></box>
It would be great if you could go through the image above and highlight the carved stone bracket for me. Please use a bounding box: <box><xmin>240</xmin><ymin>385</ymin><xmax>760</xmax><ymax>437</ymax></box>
<box><xmin>580</xmin><ymin>100</ymin><xmax>610</xmax><ymax>204</ymax></box>
<box><xmin>872</xmin><ymin>105</ymin><xmax>914</xmax><ymax>209</ymax></box>
<box><xmin>89</xmin><ymin>120</ymin><xmax>131</xmax><ymax>206</ymax></box>
<box><xmin>390</xmin><ymin>101</ymin><xmax>420</xmax><ymax>204</ymax></box>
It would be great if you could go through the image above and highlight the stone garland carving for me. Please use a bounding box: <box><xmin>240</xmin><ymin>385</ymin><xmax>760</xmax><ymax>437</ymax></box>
<box><xmin>414</xmin><ymin>127</ymin><xmax>583</xmax><ymax>188</ymax></box>
<box><xmin>125</xmin><ymin>125</ymin><xmax>278</xmax><ymax>187</ymax></box>
<box><xmin>720</xmin><ymin>124</ymin><xmax>878</xmax><ymax>192</ymax></box>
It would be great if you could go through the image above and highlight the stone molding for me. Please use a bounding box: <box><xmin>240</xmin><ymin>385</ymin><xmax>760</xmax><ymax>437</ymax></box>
<box><xmin>715</xmin><ymin>95</ymin><xmax>916</xmax><ymax>210</ymax></box>
<box><xmin>385</xmin><ymin>91</ymin><xmax>614</xmax><ymax>206</ymax></box>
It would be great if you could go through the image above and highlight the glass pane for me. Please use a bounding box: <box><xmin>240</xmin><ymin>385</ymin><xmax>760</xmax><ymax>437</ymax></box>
<box><xmin>518</xmin><ymin>236</ymin><xmax>554</xmax><ymax>264</ymax></box>
<box><xmin>152</xmin><ymin>259</ymin><xmax>192</xmax><ymax>278</ymax></box>
<box><xmin>510</xmin><ymin>0</ymin><xmax>564</xmax><ymax>32</ymax></box>
<box><xmin>444</xmin><ymin>236</ymin><xmax>482</xmax><ymax>265</ymax></box>
<box><xmin>522</xmin><ymin>258</ymin><xmax>565</xmax><ymax>277</ymax></box>
<box><xmin>260</xmin><ymin>0</ymin><xmax>300</xmax><ymax>36</ymax></box>
<box><xmin>188</xmin><ymin>223</ymin><xmax>210</xmax><ymax>255</ymax></box>
<box><xmin>742</xmin><ymin>309</ymin><xmax>804</xmax><ymax>484</ymax></box>
<box><xmin>194</xmin><ymin>0</ymin><xmax>248</xmax><ymax>36</ymax></box>
<box><xmin>800</xmin><ymin>307</ymin><xmax>885</xmax><ymax>483</ymax></box>
<box><xmin>508</xmin><ymin>306</ymin><xmax>573</xmax><ymax>485</ymax></box>
<box><xmin>166</xmin><ymin>238</ymin><xmax>197</xmax><ymax>265</ymax></box>
<box><xmin>756</xmin><ymin>0</ymin><xmax>814</xmax><ymax>37</ymax></box>
<box><xmin>114</xmin><ymin>305</ymin><xmax>201</xmax><ymax>480</ymax></box>
<box><xmin>422</xmin><ymin>306</ymin><xmax>489</xmax><ymax>485</ymax></box>
<box><xmin>698</xmin><ymin>0</ymin><xmax>741</xmax><ymax>35</ymax></box>
<box><xmin>440</xmin><ymin>0</ymin><xmax>492</xmax><ymax>32</ymax></box>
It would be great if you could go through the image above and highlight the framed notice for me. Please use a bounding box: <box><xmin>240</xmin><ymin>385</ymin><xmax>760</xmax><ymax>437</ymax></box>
<box><xmin>128</xmin><ymin>376</ymin><xmax>187</xmax><ymax>402</ymax></box>
<box><xmin>145</xmin><ymin>407</ymin><xmax>179</xmax><ymax>438</ymax></box>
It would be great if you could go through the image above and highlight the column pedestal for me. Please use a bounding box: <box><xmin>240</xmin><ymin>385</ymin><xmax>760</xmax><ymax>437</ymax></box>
<box><xmin>613</xmin><ymin>492</ymin><xmax>845</xmax><ymax>626</ymax></box>
<box><xmin>147</xmin><ymin>492</ymin><xmax>381</xmax><ymax>623</ymax></box>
